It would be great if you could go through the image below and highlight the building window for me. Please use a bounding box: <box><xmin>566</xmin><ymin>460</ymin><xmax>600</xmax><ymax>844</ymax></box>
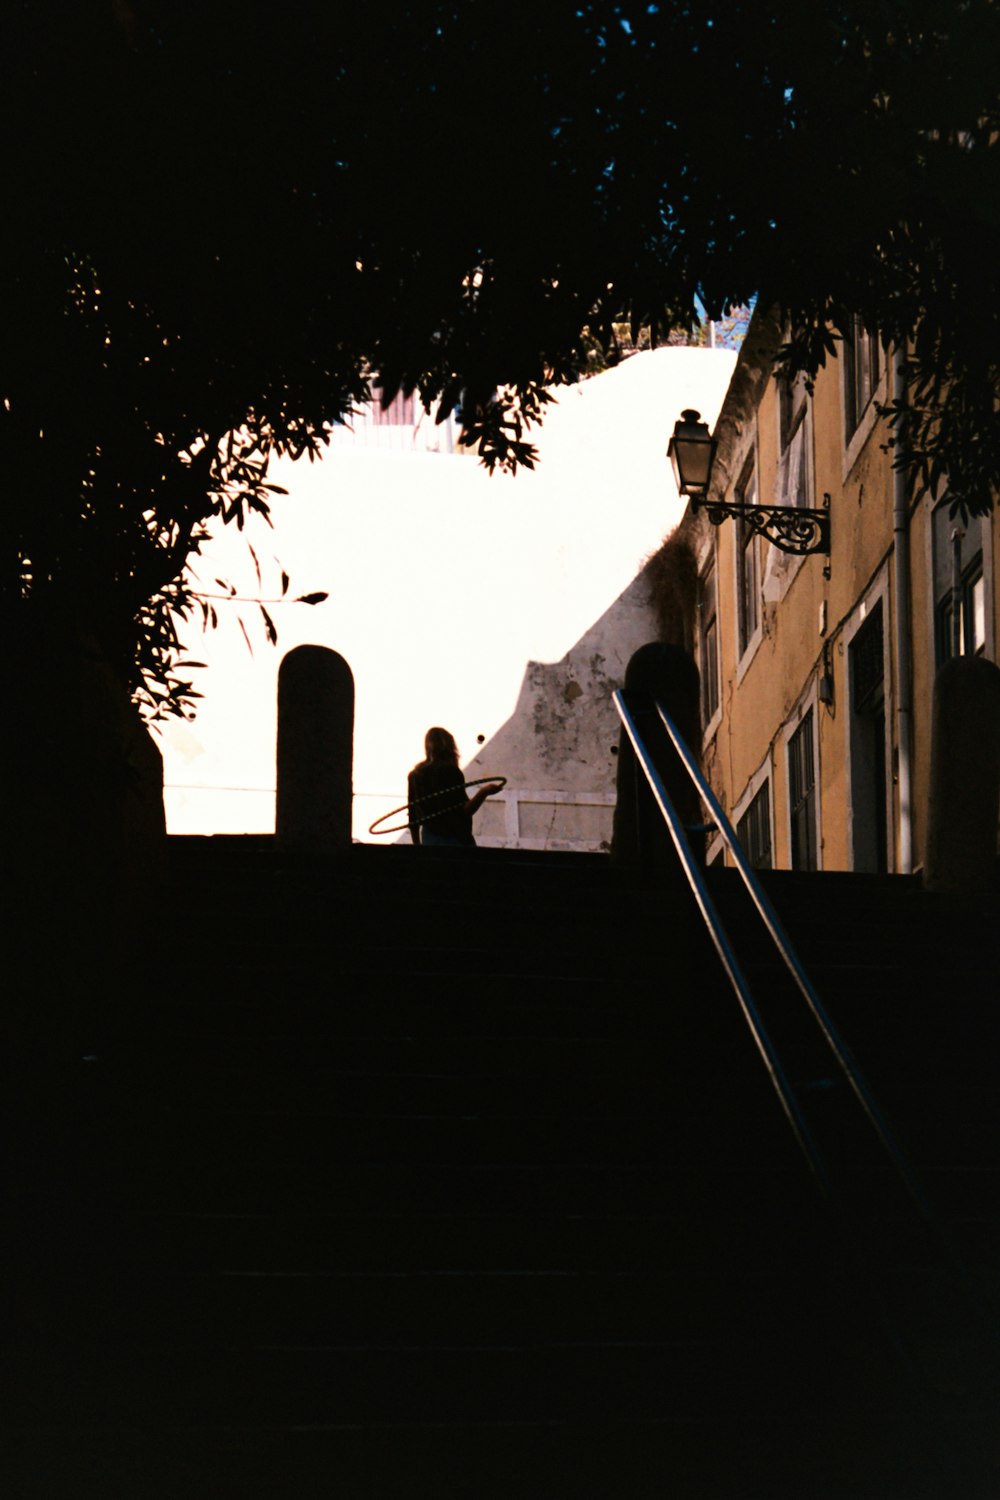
<box><xmin>843</xmin><ymin>318</ymin><xmax>880</xmax><ymax>440</ymax></box>
<box><xmin>937</xmin><ymin>562</ymin><xmax>986</xmax><ymax>663</ymax></box>
<box><xmin>933</xmin><ymin>502</ymin><xmax>986</xmax><ymax>665</ymax></box>
<box><xmin>699</xmin><ymin>553</ymin><xmax>720</xmax><ymax>725</ymax></box>
<box><xmin>736</xmin><ymin>460</ymin><xmax>760</xmax><ymax>656</ymax></box>
<box><xmin>737</xmin><ymin>780</ymin><xmax>772</xmax><ymax>869</ymax></box>
<box><xmin>849</xmin><ymin>600</ymin><xmax>888</xmax><ymax>874</ymax></box>
<box><xmin>776</xmin><ymin>371</ymin><xmax>810</xmax><ymax>508</ymax></box>
<box><xmin>788</xmin><ymin>709</ymin><xmax>817</xmax><ymax>871</ymax></box>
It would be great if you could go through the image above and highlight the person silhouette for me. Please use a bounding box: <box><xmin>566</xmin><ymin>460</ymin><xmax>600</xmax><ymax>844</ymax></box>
<box><xmin>407</xmin><ymin>727</ymin><xmax>501</xmax><ymax>847</ymax></box>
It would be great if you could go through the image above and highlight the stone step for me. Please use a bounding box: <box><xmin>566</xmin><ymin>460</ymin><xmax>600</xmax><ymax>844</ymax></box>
<box><xmin>83</xmin><ymin>1127</ymin><xmax>817</xmax><ymax>1221</ymax></box>
<box><xmin>4</xmin><ymin>1406</ymin><xmax>960</xmax><ymax>1500</ymax></box>
<box><xmin>19</xmin><ymin>1263</ymin><xmax>833</xmax><ymax>1349</ymax></box>
<box><xmin>11</xmin><ymin>1329</ymin><xmax>877</xmax><ymax>1431</ymax></box>
<box><xmin>33</xmin><ymin>1156</ymin><xmax>816</xmax><ymax>1219</ymax></box>
<box><xmin>124</xmin><ymin>981</ymin><xmax>701</xmax><ymax>1036</ymax></box>
<box><xmin>111</xmin><ymin>1198</ymin><xmax>1000</xmax><ymax>1273</ymax></box>
<box><xmin>88</xmin><ymin>1060</ymin><xmax>762</xmax><ymax>1122</ymax></box>
<box><xmin>14</xmin><ymin>840</ymin><xmax>1000</xmax><ymax>1500</ymax></box>
<box><xmin>110</xmin><ymin>1205</ymin><xmax>815</xmax><ymax>1275</ymax></box>
<box><xmin>92</xmin><ymin>1029</ymin><xmax>724</xmax><ymax>1079</ymax></box>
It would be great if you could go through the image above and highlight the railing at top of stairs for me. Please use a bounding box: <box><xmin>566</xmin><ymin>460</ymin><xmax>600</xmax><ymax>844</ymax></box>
<box><xmin>613</xmin><ymin>687</ymin><xmax>1000</xmax><ymax>1400</ymax></box>
<box><xmin>614</xmin><ymin>687</ymin><xmax>925</xmax><ymax>1207</ymax></box>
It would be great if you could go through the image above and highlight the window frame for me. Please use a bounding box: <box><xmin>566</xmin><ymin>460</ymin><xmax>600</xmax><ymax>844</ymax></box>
<box><xmin>936</xmin><ymin>555</ymin><xmax>985</xmax><ymax>664</ymax></box>
<box><xmin>786</xmin><ymin>701</ymin><xmax>820</xmax><ymax>872</ymax></box>
<box><xmin>775</xmin><ymin>369</ymin><xmax>812</xmax><ymax>512</ymax></box>
<box><xmin>842</xmin><ymin>576</ymin><xmax>894</xmax><ymax>875</ymax></box>
<box><xmin>734</xmin><ymin>455</ymin><xmax>762</xmax><ymax>667</ymax></box>
<box><xmin>736</xmin><ymin>779</ymin><xmax>773</xmax><ymax>871</ymax></box>
<box><xmin>842</xmin><ymin>321</ymin><xmax>888</xmax><ymax>478</ymax></box>
<box><xmin>931</xmin><ymin>498</ymin><xmax>989</xmax><ymax>666</ymax></box>
<box><xmin>733</xmin><ymin>758</ymin><xmax>774</xmax><ymax>872</ymax></box>
<box><xmin>843</xmin><ymin>317</ymin><xmax>880</xmax><ymax>442</ymax></box>
<box><xmin>698</xmin><ymin>543</ymin><xmax>722</xmax><ymax>741</ymax></box>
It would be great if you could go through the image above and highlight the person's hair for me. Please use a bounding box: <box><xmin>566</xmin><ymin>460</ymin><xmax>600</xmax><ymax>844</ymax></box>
<box><xmin>424</xmin><ymin>726</ymin><xmax>459</xmax><ymax>764</ymax></box>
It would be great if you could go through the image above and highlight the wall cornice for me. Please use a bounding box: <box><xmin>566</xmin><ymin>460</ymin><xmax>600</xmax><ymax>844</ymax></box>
<box><xmin>706</xmin><ymin>304</ymin><xmax>783</xmax><ymax>503</ymax></box>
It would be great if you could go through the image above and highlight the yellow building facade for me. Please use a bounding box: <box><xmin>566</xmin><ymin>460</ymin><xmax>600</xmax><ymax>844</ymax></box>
<box><xmin>674</xmin><ymin>310</ymin><xmax>998</xmax><ymax>874</ymax></box>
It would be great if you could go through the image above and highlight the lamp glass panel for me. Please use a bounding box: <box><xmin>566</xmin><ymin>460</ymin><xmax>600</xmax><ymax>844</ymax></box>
<box><xmin>673</xmin><ymin>437</ymin><xmax>713</xmax><ymax>493</ymax></box>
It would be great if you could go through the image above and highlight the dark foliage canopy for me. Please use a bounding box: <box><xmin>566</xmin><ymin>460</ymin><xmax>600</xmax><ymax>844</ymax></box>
<box><xmin>4</xmin><ymin>1</ymin><xmax>998</xmax><ymax>716</ymax></box>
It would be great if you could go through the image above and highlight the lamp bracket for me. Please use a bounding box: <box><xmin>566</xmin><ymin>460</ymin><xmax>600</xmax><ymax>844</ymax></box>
<box><xmin>692</xmin><ymin>495</ymin><xmax>830</xmax><ymax>556</ymax></box>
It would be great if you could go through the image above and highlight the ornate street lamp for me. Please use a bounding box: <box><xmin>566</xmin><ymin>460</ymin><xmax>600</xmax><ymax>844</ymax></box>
<box><xmin>667</xmin><ymin>409</ymin><xmax>830</xmax><ymax>556</ymax></box>
<box><xmin>666</xmin><ymin>408</ymin><xmax>717</xmax><ymax>499</ymax></box>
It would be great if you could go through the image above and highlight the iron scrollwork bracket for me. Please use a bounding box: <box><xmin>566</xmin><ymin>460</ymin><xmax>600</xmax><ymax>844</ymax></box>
<box><xmin>693</xmin><ymin>494</ymin><xmax>831</xmax><ymax>556</ymax></box>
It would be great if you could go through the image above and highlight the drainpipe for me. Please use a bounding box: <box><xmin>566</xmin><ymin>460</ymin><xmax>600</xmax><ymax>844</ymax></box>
<box><xmin>892</xmin><ymin>344</ymin><xmax>914</xmax><ymax>873</ymax></box>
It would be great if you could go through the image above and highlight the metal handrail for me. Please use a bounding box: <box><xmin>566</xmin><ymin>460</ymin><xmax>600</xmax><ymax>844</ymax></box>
<box><xmin>613</xmin><ymin>690</ymin><xmax>832</xmax><ymax>1194</ymax></box>
<box><xmin>648</xmin><ymin>695</ymin><xmax>933</xmax><ymax>1219</ymax></box>
<box><xmin>614</xmin><ymin>686</ymin><xmax>999</xmax><ymax>1401</ymax></box>
<box><xmin>613</xmin><ymin>687</ymin><xmax>928</xmax><ymax>1213</ymax></box>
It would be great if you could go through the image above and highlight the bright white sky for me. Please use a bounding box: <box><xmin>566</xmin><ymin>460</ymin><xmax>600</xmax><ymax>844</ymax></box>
<box><xmin>158</xmin><ymin>346</ymin><xmax>736</xmax><ymax>838</ymax></box>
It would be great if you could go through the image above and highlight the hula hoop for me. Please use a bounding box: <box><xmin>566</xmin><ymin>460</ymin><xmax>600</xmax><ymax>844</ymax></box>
<box><xmin>368</xmin><ymin>776</ymin><xmax>507</xmax><ymax>836</ymax></box>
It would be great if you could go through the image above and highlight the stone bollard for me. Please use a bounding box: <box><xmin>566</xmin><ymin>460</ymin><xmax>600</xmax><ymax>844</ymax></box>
<box><xmin>610</xmin><ymin>641</ymin><xmax>702</xmax><ymax>873</ymax></box>
<box><xmin>924</xmin><ymin>656</ymin><xmax>1000</xmax><ymax>894</ymax></box>
<box><xmin>276</xmin><ymin>645</ymin><xmax>354</xmax><ymax>853</ymax></box>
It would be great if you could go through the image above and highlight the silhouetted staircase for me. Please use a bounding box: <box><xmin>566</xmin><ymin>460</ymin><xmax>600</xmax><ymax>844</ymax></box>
<box><xmin>7</xmin><ymin>842</ymin><xmax>1000</xmax><ymax>1497</ymax></box>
